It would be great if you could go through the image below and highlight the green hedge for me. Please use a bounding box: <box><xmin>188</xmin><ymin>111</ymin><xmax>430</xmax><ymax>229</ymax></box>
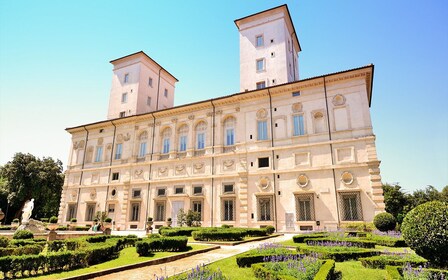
<box><xmin>251</xmin><ymin>260</ymin><xmax>334</xmax><ymax>280</ymax></box>
<box><xmin>135</xmin><ymin>237</ymin><xmax>188</xmax><ymax>256</ymax></box>
<box><xmin>297</xmin><ymin>246</ymin><xmax>380</xmax><ymax>262</ymax></box>
<box><xmin>385</xmin><ymin>265</ymin><xmax>402</xmax><ymax>280</ymax></box>
<box><xmin>236</xmin><ymin>253</ymin><xmax>302</xmax><ymax>268</ymax></box>
<box><xmin>314</xmin><ymin>260</ymin><xmax>335</xmax><ymax>280</ymax></box>
<box><xmin>368</xmin><ymin>235</ymin><xmax>407</xmax><ymax>247</ymax></box>
<box><xmin>0</xmin><ymin>245</ymin><xmax>43</xmax><ymax>257</ymax></box>
<box><xmin>241</xmin><ymin>228</ymin><xmax>269</xmax><ymax>237</ymax></box>
<box><xmin>359</xmin><ymin>255</ymin><xmax>427</xmax><ymax>269</ymax></box>
<box><xmin>86</xmin><ymin>235</ymin><xmax>107</xmax><ymax>243</ymax></box>
<box><xmin>160</xmin><ymin>227</ymin><xmax>199</xmax><ymax>237</ymax></box>
<box><xmin>12</xmin><ymin>230</ymin><xmax>34</xmax><ymax>240</ymax></box>
<box><xmin>47</xmin><ymin>239</ymin><xmax>82</xmax><ymax>252</ymax></box>
<box><xmin>304</xmin><ymin>238</ymin><xmax>376</xmax><ymax>248</ymax></box>
<box><xmin>293</xmin><ymin>233</ymin><xmax>328</xmax><ymax>243</ymax></box>
<box><xmin>0</xmin><ymin>226</ymin><xmax>13</xmax><ymax>231</ymax></box>
<box><xmin>0</xmin><ymin>237</ymin><xmax>9</xmax><ymax>247</ymax></box>
<box><xmin>192</xmin><ymin>229</ymin><xmax>245</xmax><ymax>241</ymax></box>
<box><xmin>10</xmin><ymin>239</ymin><xmax>46</xmax><ymax>248</ymax></box>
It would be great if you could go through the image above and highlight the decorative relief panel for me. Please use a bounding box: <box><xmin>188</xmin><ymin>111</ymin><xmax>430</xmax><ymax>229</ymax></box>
<box><xmin>292</xmin><ymin>102</ymin><xmax>303</xmax><ymax>113</ymax></box>
<box><xmin>116</xmin><ymin>133</ymin><xmax>131</xmax><ymax>143</ymax></box>
<box><xmin>222</xmin><ymin>159</ymin><xmax>235</xmax><ymax>171</ymax></box>
<box><xmin>257</xmin><ymin>177</ymin><xmax>271</xmax><ymax>191</ymax></box>
<box><xmin>256</xmin><ymin>109</ymin><xmax>268</xmax><ymax>119</ymax></box>
<box><xmin>341</xmin><ymin>171</ymin><xmax>354</xmax><ymax>185</ymax></box>
<box><xmin>332</xmin><ymin>94</ymin><xmax>346</xmax><ymax>106</ymax></box>
<box><xmin>295</xmin><ymin>152</ymin><xmax>311</xmax><ymax>166</ymax></box>
<box><xmin>89</xmin><ymin>189</ymin><xmax>97</xmax><ymax>200</ymax></box>
<box><xmin>158</xmin><ymin>167</ymin><xmax>168</xmax><ymax>177</ymax></box>
<box><xmin>70</xmin><ymin>190</ymin><xmax>77</xmax><ymax>202</ymax></box>
<box><xmin>91</xmin><ymin>173</ymin><xmax>99</xmax><ymax>184</ymax></box>
<box><xmin>296</xmin><ymin>174</ymin><xmax>309</xmax><ymax>188</ymax></box>
<box><xmin>175</xmin><ymin>164</ymin><xmax>186</xmax><ymax>175</ymax></box>
<box><xmin>134</xmin><ymin>169</ymin><xmax>143</xmax><ymax>179</ymax></box>
<box><xmin>73</xmin><ymin>140</ymin><xmax>85</xmax><ymax>150</ymax></box>
<box><xmin>193</xmin><ymin>162</ymin><xmax>205</xmax><ymax>174</ymax></box>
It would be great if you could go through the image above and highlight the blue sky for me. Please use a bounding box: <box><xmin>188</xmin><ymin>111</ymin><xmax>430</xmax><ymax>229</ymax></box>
<box><xmin>0</xmin><ymin>1</ymin><xmax>447</xmax><ymax>192</ymax></box>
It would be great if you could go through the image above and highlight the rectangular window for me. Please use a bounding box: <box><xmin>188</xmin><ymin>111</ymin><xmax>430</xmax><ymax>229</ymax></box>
<box><xmin>148</xmin><ymin>77</ymin><xmax>153</xmax><ymax>87</ymax></box>
<box><xmin>192</xmin><ymin>200</ymin><xmax>202</xmax><ymax>220</ymax></box>
<box><xmin>130</xmin><ymin>202</ymin><xmax>140</xmax><ymax>221</ymax></box>
<box><xmin>119</xmin><ymin>111</ymin><xmax>126</xmax><ymax>118</ymax></box>
<box><xmin>147</xmin><ymin>97</ymin><xmax>151</xmax><ymax>106</ymax></box>
<box><xmin>193</xmin><ymin>186</ymin><xmax>203</xmax><ymax>195</ymax></box>
<box><xmin>222</xmin><ymin>199</ymin><xmax>235</xmax><ymax>221</ymax></box>
<box><xmin>179</xmin><ymin>135</ymin><xmax>187</xmax><ymax>152</ymax></box>
<box><xmin>121</xmin><ymin>92</ymin><xmax>128</xmax><ymax>103</ymax></box>
<box><xmin>257</xmin><ymin>120</ymin><xmax>268</xmax><ymax>140</ymax></box>
<box><xmin>292</xmin><ymin>91</ymin><xmax>301</xmax><ymax>97</ymax></box>
<box><xmin>225</xmin><ymin>128</ymin><xmax>234</xmax><ymax>146</ymax></box>
<box><xmin>340</xmin><ymin>192</ymin><xmax>363</xmax><ymax>221</ymax></box>
<box><xmin>175</xmin><ymin>186</ymin><xmax>184</xmax><ymax>194</ymax></box>
<box><xmin>115</xmin><ymin>143</ymin><xmax>122</xmax><ymax>159</ymax></box>
<box><xmin>139</xmin><ymin>142</ymin><xmax>147</xmax><ymax>158</ymax></box>
<box><xmin>163</xmin><ymin>138</ymin><xmax>170</xmax><ymax>154</ymax></box>
<box><xmin>258</xmin><ymin>196</ymin><xmax>273</xmax><ymax>221</ymax></box>
<box><xmin>197</xmin><ymin>133</ymin><xmax>205</xmax><ymax>149</ymax></box>
<box><xmin>256</xmin><ymin>81</ymin><xmax>266</xmax><ymax>89</ymax></box>
<box><xmin>157</xmin><ymin>188</ymin><xmax>166</xmax><ymax>197</ymax></box>
<box><xmin>155</xmin><ymin>202</ymin><xmax>165</xmax><ymax>221</ymax></box>
<box><xmin>293</xmin><ymin>115</ymin><xmax>305</xmax><ymax>136</ymax></box>
<box><xmin>132</xmin><ymin>189</ymin><xmax>141</xmax><ymax>198</ymax></box>
<box><xmin>112</xmin><ymin>172</ymin><xmax>119</xmax><ymax>181</ymax></box>
<box><xmin>95</xmin><ymin>146</ymin><xmax>103</xmax><ymax>162</ymax></box>
<box><xmin>164</xmin><ymin>89</ymin><xmax>168</xmax><ymax>98</ymax></box>
<box><xmin>67</xmin><ymin>205</ymin><xmax>77</xmax><ymax>221</ymax></box>
<box><xmin>295</xmin><ymin>194</ymin><xmax>315</xmax><ymax>221</ymax></box>
<box><xmin>256</xmin><ymin>59</ymin><xmax>265</xmax><ymax>72</ymax></box>
<box><xmin>124</xmin><ymin>73</ymin><xmax>129</xmax><ymax>83</ymax></box>
<box><xmin>108</xmin><ymin>204</ymin><xmax>115</xmax><ymax>213</ymax></box>
<box><xmin>223</xmin><ymin>183</ymin><xmax>234</xmax><ymax>194</ymax></box>
<box><xmin>256</xmin><ymin>35</ymin><xmax>264</xmax><ymax>47</ymax></box>
<box><xmin>258</xmin><ymin>157</ymin><xmax>269</xmax><ymax>168</ymax></box>
<box><xmin>85</xmin><ymin>203</ymin><xmax>96</xmax><ymax>221</ymax></box>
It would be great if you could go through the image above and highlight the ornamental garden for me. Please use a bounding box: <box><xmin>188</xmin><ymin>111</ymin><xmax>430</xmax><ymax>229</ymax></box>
<box><xmin>0</xmin><ymin>201</ymin><xmax>447</xmax><ymax>280</ymax></box>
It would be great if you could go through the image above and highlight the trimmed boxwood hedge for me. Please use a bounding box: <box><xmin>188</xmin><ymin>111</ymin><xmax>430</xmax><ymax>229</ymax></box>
<box><xmin>236</xmin><ymin>252</ymin><xmax>301</xmax><ymax>268</ymax></box>
<box><xmin>293</xmin><ymin>233</ymin><xmax>328</xmax><ymax>243</ymax></box>
<box><xmin>0</xmin><ymin>245</ymin><xmax>43</xmax><ymax>257</ymax></box>
<box><xmin>12</xmin><ymin>230</ymin><xmax>34</xmax><ymax>240</ymax></box>
<box><xmin>297</xmin><ymin>246</ymin><xmax>380</xmax><ymax>262</ymax></box>
<box><xmin>160</xmin><ymin>227</ymin><xmax>199</xmax><ymax>237</ymax></box>
<box><xmin>314</xmin><ymin>260</ymin><xmax>335</xmax><ymax>280</ymax></box>
<box><xmin>385</xmin><ymin>265</ymin><xmax>401</xmax><ymax>280</ymax></box>
<box><xmin>135</xmin><ymin>236</ymin><xmax>188</xmax><ymax>256</ymax></box>
<box><xmin>251</xmin><ymin>260</ymin><xmax>335</xmax><ymax>280</ymax></box>
<box><xmin>192</xmin><ymin>229</ymin><xmax>245</xmax><ymax>241</ymax></box>
<box><xmin>304</xmin><ymin>238</ymin><xmax>376</xmax><ymax>248</ymax></box>
<box><xmin>368</xmin><ymin>235</ymin><xmax>407</xmax><ymax>247</ymax></box>
<box><xmin>359</xmin><ymin>255</ymin><xmax>427</xmax><ymax>269</ymax></box>
<box><xmin>86</xmin><ymin>235</ymin><xmax>107</xmax><ymax>243</ymax></box>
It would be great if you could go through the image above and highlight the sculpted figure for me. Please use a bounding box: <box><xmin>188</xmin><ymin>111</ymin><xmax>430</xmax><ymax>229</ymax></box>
<box><xmin>21</xmin><ymin>199</ymin><xmax>34</xmax><ymax>224</ymax></box>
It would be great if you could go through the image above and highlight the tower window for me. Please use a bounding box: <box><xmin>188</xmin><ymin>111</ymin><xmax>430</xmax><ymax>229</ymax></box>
<box><xmin>256</xmin><ymin>59</ymin><xmax>265</xmax><ymax>72</ymax></box>
<box><xmin>148</xmin><ymin>77</ymin><xmax>153</xmax><ymax>87</ymax></box>
<box><xmin>258</xmin><ymin>157</ymin><xmax>269</xmax><ymax>168</ymax></box>
<box><xmin>256</xmin><ymin>81</ymin><xmax>266</xmax><ymax>89</ymax></box>
<box><xmin>121</xmin><ymin>93</ymin><xmax>128</xmax><ymax>103</ymax></box>
<box><xmin>124</xmin><ymin>73</ymin><xmax>129</xmax><ymax>83</ymax></box>
<box><xmin>119</xmin><ymin>111</ymin><xmax>126</xmax><ymax>118</ymax></box>
<box><xmin>147</xmin><ymin>96</ymin><xmax>151</xmax><ymax>106</ymax></box>
<box><xmin>164</xmin><ymin>89</ymin><xmax>168</xmax><ymax>98</ymax></box>
<box><xmin>256</xmin><ymin>35</ymin><xmax>264</xmax><ymax>47</ymax></box>
<box><xmin>112</xmin><ymin>172</ymin><xmax>119</xmax><ymax>181</ymax></box>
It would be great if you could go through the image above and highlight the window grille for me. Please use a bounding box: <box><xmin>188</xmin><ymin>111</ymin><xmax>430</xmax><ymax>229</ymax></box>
<box><xmin>339</xmin><ymin>192</ymin><xmax>363</xmax><ymax>221</ymax></box>
<box><xmin>295</xmin><ymin>194</ymin><xmax>315</xmax><ymax>221</ymax></box>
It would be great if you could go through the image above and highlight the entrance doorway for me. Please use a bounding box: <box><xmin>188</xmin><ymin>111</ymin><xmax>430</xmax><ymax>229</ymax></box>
<box><xmin>171</xmin><ymin>201</ymin><xmax>184</xmax><ymax>226</ymax></box>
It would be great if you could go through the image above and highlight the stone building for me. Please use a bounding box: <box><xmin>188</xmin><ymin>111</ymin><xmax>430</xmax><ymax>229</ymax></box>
<box><xmin>58</xmin><ymin>5</ymin><xmax>385</xmax><ymax>231</ymax></box>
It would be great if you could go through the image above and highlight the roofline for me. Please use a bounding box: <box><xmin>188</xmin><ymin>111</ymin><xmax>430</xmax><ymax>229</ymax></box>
<box><xmin>66</xmin><ymin>64</ymin><xmax>374</xmax><ymax>132</ymax></box>
<box><xmin>234</xmin><ymin>4</ymin><xmax>301</xmax><ymax>52</ymax></box>
<box><xmin>109</xmin><ymin>51</ymin><xmax>179</xmax><ymax>82</ymax></box>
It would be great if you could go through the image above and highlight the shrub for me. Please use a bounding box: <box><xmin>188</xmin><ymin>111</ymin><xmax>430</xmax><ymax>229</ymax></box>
<box><xmin>359</xmin><ymin>255</ymin><xmax>427</xmax><ymax>269</ymax></box>
<box><xmin>242</xmin><ymin>228</ymin><xmax>269</xmax><ymax>237</ymax></box>
<box><xmin>0</xmin><ymin>237</ymin><xmax>9</xmax><ymax>247</ymax></box>
<box><xmin>135</xmin><ymin>236</ymin><xmax>188</xmax><ymax>256</ymax></box>
<box><xmin>13</xmin><ymin>230</ymin><xmax>34</xmax><ymax>240</ymax></box>
<box><xmin>368</xmin><ymin>235</ymin><xmax>407</xmax><ymax>247</ymax></box>
<box><xmin>342</xmin><ymin>222</ymin><xmax>375</xmax><ymax>232</ymax></box>
<box><xmin>374</xmin><ymin>213</ymin><xmax>396</xmax><ymax>232</ymax></box>
<box><xmin>401</xmin><ymin>201</ymin><xmax>448</xmax><ymax>268</ymax></box>
<box><xmin>297</xmin><ymin>245</ymin><xmax>380</xmax><ymax>262</ymax></box>
<box><xmin>236</xmin><ymin>252</ymin><xmax>302</xmax><ymax>268</ymax></box>
<box><xmin>385</xmin><ymin>265</ymin><xmax>401</xmax><ymax>280</ymax></box>
<box><xmin>160</xmin><ymin>227</ymin><xmax>199</xmax><ymax>237</ymax></box>
<box><xmin>251</xmin><ymin>256</ymin><xmax>324</xmax><ymax>280</ymax></box>
<box><xmin>314</xmin><ymin>260</ymin><xmax>336</xmax><ymax>280</ymax></box>
<box><xmin>265</xmin><ymin>225</ymin><xmax>275</xmax><ymax>235</ymax></box>
<box><xmin>304</xmin><ymin>238</ymin><xmax>376</xmax><ymax>248</ymax></box>
<box><xmin>0</xmin><ymin>226</ymin><xmax>12</xmax><ymax>231</ymax></box>
<box><xmin>70</xmin><ymin>218</ymin><xmax>77</xmax><ymax>223</ymax></box>
<box><xmin>221</xmin><ymin>224</ymin><xmax>231</xmax><ymax>228</ymax></box>
<box><xmin>49</xmin><ymin>216</ymin><xmax>58</xmax><ymax>223</ymax></box>
<box><xmin>192</xmin><ymin>229</ymin><xmax>244</xmax><ymax>241</ymax></box>
<box><xmin>292</xmin><ymin>232</ymin><xmax>328</xmax><ymax>243</ymax></box>
<box><xmin>86</xmin><ymin>235</ymin><xmax>107</xmax><ymax>243</ymax></box>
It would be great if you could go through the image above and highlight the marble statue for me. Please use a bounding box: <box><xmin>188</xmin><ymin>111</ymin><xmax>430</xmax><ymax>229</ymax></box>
<box><xmin>21</xmin><ymin>199</ymin><xmax>34</xmax><ymax>224</ymax></box>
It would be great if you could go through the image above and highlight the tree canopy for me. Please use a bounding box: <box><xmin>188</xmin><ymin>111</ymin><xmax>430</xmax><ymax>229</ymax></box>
<box><xmin>0</xmin><ymin>153</ymin><xmax>64</xmax><ymax>223</ymax></box>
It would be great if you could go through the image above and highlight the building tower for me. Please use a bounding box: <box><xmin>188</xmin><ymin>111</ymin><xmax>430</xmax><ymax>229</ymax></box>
<box><xmin>235</xmin><ymin>4</ymin><xmax>301</xmax><ymax>92</ymax></box>
<box><xmin>107</xmin><ymin>51</ymin><xmax>178</xmax><ymax>120</ymax></box>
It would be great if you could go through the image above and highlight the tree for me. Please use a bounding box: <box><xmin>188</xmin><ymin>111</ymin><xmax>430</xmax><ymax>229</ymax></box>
<box><xmin>373</xmin><ymin>212</ymin><xmax>396</xmax><ymax>232</ymax></box>
<box><xmin>382</xmin><ymin>183</ymin><xmax>409</xmax><ymax>223</ymax></box>
<box><xmin>0</xmin><ymin>153</ymin><xmax>64</xmax><ymax>223</ymax></box>
<box><xmin>408</xmin><ymin>185</ymin><xmax>442</xmax><ymax>210</ymax></box>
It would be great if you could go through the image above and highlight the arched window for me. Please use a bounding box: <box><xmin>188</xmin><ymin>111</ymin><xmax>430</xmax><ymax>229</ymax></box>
<box><xmin>195</xmin><ymin>121</ymin><xmax>207</xmax><ymax>150</ymax></box>
<box><xmin>161</xmin><ymin>127</ymin><xmax>171</xmax><ymax>154</ymax></box>
<box><xmin>313</xmin><ymin>111</ymin><xmax>325</xmax><ymax>134</ymax></box>
<box><xmin>223</xmin><ymin>117</ymin><xmax>236</xmax><ymax>146</ymax></box>
<box><xmin>178</xmin><ymin>125</ymin><xmax>188</xmax><ymax>152</ymax></box>
<box><xmin>138</xmin><ymin>131</ymin><xmax>148</xmax><ymax>158</ymax></box>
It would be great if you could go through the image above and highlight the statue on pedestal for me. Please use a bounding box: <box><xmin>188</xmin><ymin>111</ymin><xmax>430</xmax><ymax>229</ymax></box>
<box><xmin>21</xmin><ymin>199</ymin><xmax>34</xmax><ymax>224</ymax></box>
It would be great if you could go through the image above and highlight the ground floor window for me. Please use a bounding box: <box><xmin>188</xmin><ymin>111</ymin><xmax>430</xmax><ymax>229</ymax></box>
<box><xmin>257</xmin><ymin>196</ymin><xmax>273</xmax><ymax>221</ymax></box>
<box><xmin>130</xmin><ymin>202</ymin><xmax>140</xmax><ymax>221</ymax></box>
<box><xmin>191</xmin><ymin>200</ymin><xmax>203</xmax><ymax>220</ymax></box>
<box><xmin>67</xmin><ymin>204</ymin><xmax>77</xmax><ymax>221</ymax></box>
<box><xmin>339</xmin><ymin>192</ymin><xmax>363</xmax><ymax>221</ymax></box>
<box><xmin>221</xmin><ymin>199</ymin><xmax>235</xmax><ymax>221</ymax></box>
<box><xmin>85</xmin><ymin>203</ymin><xmax>96</xmax><ymax>221</ymax></box>
<box><xmin>295</xmin><ymin>194</ymin><xmax>315</xmax><ymax>221</ymax></box>
<box><xmin>155</xmin><ymin>201</ymin><xmax>165</xmax><ymax>222</ymax></box>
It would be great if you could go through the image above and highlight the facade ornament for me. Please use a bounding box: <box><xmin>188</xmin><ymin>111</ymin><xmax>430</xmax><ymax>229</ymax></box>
<box><xmin>73</xmin><ymin>141</ymin><xmax>79</xmax><ymax>150</ymax></box>
<box><xmin>223</xmin><ymin>159</ymin><xmax>234</xmax><ymax>167</ymax></box>
<box><xmin>123</xmin><ymin>133</ymin><xmax>131</xmax><ymax>141</ymax></box>
<box><xmin>292</xmin><ymin>102</ymin><xmax>303</xmax><ymax>113</ymax></box>
<box><xmin>87</xmin><ymin>146</ymin><xmax>94</xmax><ymax>152</ymax></box>
<box><xmin>235</xmin><ymin>107</ymin><xmax>240</xmax><ymax>112</ymax></box>
<box><xmin>188</xmin><ymin>114</ymin><xmax>195</xmax><ymax>120</ymax></box>
<box><xmin>259</xmin><ymin>177</ymin><xmax>270</xmax><ymax>190</ymax></box>
<box><xmin>206</xmin><ymin>112</ymin><xmax>213</xmax><ymax>117</ymax></box>
<box><xmin>171</xmin><ymin>118</ymin><xmax>178</xmax><ymax>123</ymax></box>
<box><xmin>256</xmin><ymin>109</ymin><xmax>268</xmax><ymax>119</ymax></box>
<box><xmin>71</xmin><ymin>191</ymin><xmax>77</xmax><ymax>202</ymax></box>
<box><xmin>332</xmin><ymin>94</ymin><xmax>346</xmax><ymax>106</ymax></box>
<box><xmin>110</xmin><ymin>188</ymin><xmax>117</xmax><ymax>198</ymax></box>
<box><xmin>155</xmin><ymin>121</ymin><xmax>161</xmax><ymax>126</ymax></box>
<box><xmin>134</xmin><ymin>169</ymin><xmax>143</xmax><ymax>178</ymax></box>
<box><xmin>90</xmin><ymin>189</ymin><xmax>97</xmax><ymax>200</ymax></box>
<box><xmin>116</xmin><ymin>134</ymin><xmax>123</xmax><ymax>143</ymax></box>
<box><xmin>297</xmin><ymin>174</ymin><xmax>309</xmax><ymax>188</ymax></box>
<box><xmin>215</xmin><ymin>110</ymin><xmax>223</xmax><ymax>115</ymax></box>
<box><xmin>175</xmin><ymin>165</ymin><xmax>185</xmax><ymax>172</ymax></box>
<box><xmin>97</xmin><ymin>137</ymin><xmax>103</xmax><ymax>145</ymax></box>
<box><xmin>341</xmin><ymin>171</ymin><xmax>354</xmax><ymax>185</ymax></box>
<box><xmin>158</xmin><ymin>167</ymin><xmax>167</xmax><ymax>174</ymax></box>
<box><xmin>79</xmin><ymin>140</ymin><xmax>85</xmax><ymax>148</ymax></box>
<box><xmin>106</xmin><ymin>144</ymin><xmax>112</xmax><ymax>150</ymax></box>
<box><xmin>193</xmin><ymin>162</ymin><xmax>204</xmax><ymax>170</ymax></box>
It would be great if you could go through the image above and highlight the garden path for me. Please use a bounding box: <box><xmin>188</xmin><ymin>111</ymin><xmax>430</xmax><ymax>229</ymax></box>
<box><xmin>93</xmin><ymin>234</ymin><xmax>293</xmax><ymax>280</ymax></box>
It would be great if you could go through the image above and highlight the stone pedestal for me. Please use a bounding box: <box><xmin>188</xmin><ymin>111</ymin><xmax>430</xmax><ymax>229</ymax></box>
<box><xmin>104</xmin><ymin>228</ymin><xmax>111</xmax><ymax>235</ymax></box>
<box><xmin>16</xmin><ymin>219</ymin><xmax>46</xmax><ymax>233</ymax></box>
<box><xmin>47</xmin><ymin>230</ymin><xmax>57</xmax><ymax>241</ymax></box>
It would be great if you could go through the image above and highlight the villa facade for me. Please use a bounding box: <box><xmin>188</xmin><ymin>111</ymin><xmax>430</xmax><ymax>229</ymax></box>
<box><xmin>58</xmin><ymin>5</ymin><xmax>385</xmax><ymax>232</ymax></box>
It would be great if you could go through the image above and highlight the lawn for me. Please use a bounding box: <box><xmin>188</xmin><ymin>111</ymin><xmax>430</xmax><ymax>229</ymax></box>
<box><xmin>24</xmin><ymin>244</ymin><xmax>210</xmax><ymax>280</ymax></box>
<box><xmin>335</xmin><ymin>261</ymin><xmax>388</xmax><ymax>280</ymax></box>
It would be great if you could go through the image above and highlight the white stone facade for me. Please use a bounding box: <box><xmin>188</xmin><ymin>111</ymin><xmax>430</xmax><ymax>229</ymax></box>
<box><xmin>59</xmin><ymin>5</ymin><xmax>384</xmax><ymax>232</ymax></box>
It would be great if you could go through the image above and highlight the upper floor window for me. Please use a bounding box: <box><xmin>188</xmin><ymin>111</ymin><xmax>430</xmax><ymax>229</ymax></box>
<box><xmin>161</xmin><ymin>127</ymin><xmax>171</xmax><ymax>154</ymax></box>
<box><xmin>148</xmin><ymin>77</ymin><xmax>153</xmax><ymax>87</ymax></box>
<box><xmin>119</xmin><ymin>111</ymin><xmax>126</xmax><ymax>118</ymax></box>
<box><xmin>258</xmin><ymin>157</ymin><xmax>269</xmax><ymax>168</ymax></box>
<box><xmin>223</xmin><ymin>117</ymin><xmax>236</xmax><ymax>146</ymax></box>
<box><xmin>174</xmin><ymin>185</ymin><xmax>184</xmax><ymax>194</ymax></box>
<box><xmin>256</xmin><ymin>81</ymin><xmax>266</xmax><ymax>89</ymax></box>
<box><xmin>256</xmin><ymin>58</ymin><xmax>265</xmax><ymax>72</ymax></box>
<box><xmin>132</xmin><ymin>189</ymin><xmax>141</xmax><ymax>198</ymax></box>
<box><xmin>138</xmin><ymin>131</ymin><xmax>148</xmax><ymax>158</ymax></box>
<box><xmin>157</xmin><ymin>188</ymin><xmax>166</xmax><ymax>197</ymax></box>
<box><xmin>293</xmin><ymin>115</ymin><xmax>305</xmax><ymax>136</ymax></box>
<box><xmin>115</xmin><ymin>143</ymin><xmax>123</xmax><ymax>160</ymax></box>
<box><xmin>95</xmin><ymin>146</ymin><xmax>103</xmax><ymax>162</ymax></box>
<box><xmin>164</xmin><ymin>89</ymin><xmax>168</xmax><ymax>98</ymax></box>
<box><xmin>193</xmin><ymin>185</ymin><xmax>203</xmax><ymax>195</ymax></box>
<box><xmin>257</xmin><ymin>120</ymin><xmax>268</xmax><ymax>140</ymax></box>
<box><xmin>256</xmin><ymin>35</ymin><xmax>264</xmax><ymax>47</ymax></box>
<box><xmin>121</xmin><ymin>92</ymin><xmax>128</xmax><ymax>103</ymax></box>
<box><xmin>178</xmin><ymin>125</ymin><xmax>188</xmax><ymax>152</ymax></box>
<box><xmin>147</xmin><ymin>96</ymin><xmax>151</xmax><ymax>106</ymax></box>
<box><xmin>195</xmin><ymin>121</ymin><xmax>207</xmax><ymax>150</ymax></box>
<box><xmin>112</xmin><ymin>172</ymin><xmax>119</xmax><ymax>181</ymax></box>
<box><xmin>223</xmin><ymin>183</ymin><xmax>234</xmax><ymax>194</ymax></box>
<box><xmin>124</xmin><ymin>73</ymin><xmax>129</xmax><ymax>83</ymax></box>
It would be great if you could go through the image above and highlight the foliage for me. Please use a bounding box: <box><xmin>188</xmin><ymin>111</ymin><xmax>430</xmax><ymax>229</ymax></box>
<box><xmin>49</xmin><ymin>216</ymin><xmax>58</xmax><ymax>223</ymax></box>
<box><xmin>401</xmin><ymin>201</ymin><xmax>448</xmax><ymax>268</ymax></box>
<box><xmin>292</xmin><ymin>232</ymin><xmax>328</xmax><ymax>243</ymax></box>
<box><xmin>86</xmin><ymin>235</ymin><xmax>107</xmax><ymax>243</ymax></box>
<box><xmin>13</xmin><ymin>230</ymin><xmax>34</xmax><ymax>239</ymax></box>
<box><xmin>135</xmin><ymin>236</ymin><xmax>188</xmax><ymax>256</ymax></box>
<box><xmin>385</xmin><ymin>265</ymin><xmax>402</xmax><ymax>280</ymax></box>
<box><xmin>374</xmin><ymin>212</ymin><xmax>397</xmax><ymax>232</ymax></box>
<box><xmin>359</xmin><ymin>255</ymin><xmax>427</xmax><ymax>269</ymax></box>
<box><xmin>252</xmin><ymin>255</ymin><xmax>323</xmax><ymax>280</ymax></box>
<box><xmin>12</xmin><ymin>218</ymin><xmax>19</xmax><ymax>223</ymax></box>
<box><xmin>160</xmin><ymin>227</ymin><xmax>199</xmax><ymax>237</ymax></box>
<box><xmin>0</xmin><ymin>245</ymin><xmax>43</xmax><ymax>256</ymax></box>
<box><xmin>304</xmin><ymin>238</ymin><xmax>376</xmax><ymax>248</ymax></box>
<box><xmin>40</xmin><ymin>218</ymin><xmax>49</xmax><ymax>223</ymax></box>
<box><xmin>0</xmin><ymin>237</ymin><xmax>9</xmax><ymax>247</ymax></box>
<box><xmin>192</xmin><ymin>228</ymin><xmax>245</xmax><ymax>241</ymax></box>
<box><xmin>0</xmin><ymin>153</ymin><xmax>64</xmax><ymax>223</ymax></box>
<box><xmin>236</xmin><ymin>243</ymin><xmax>297</xmax><ymax>267</ymax></box>
<box><xmin>70</xmin><ymin>218</ymin><xmax>77</xmax><ymax>223</ymax></box>
<box><xmin>341</xmin><ymin>222</ymin><xmax>375</xmax><ymax>232</ymax></box>
<box><xmin>314</xmin><ymin>260</ymin><xmax>336</xmax><ymax>280</ymax></box>
<box><xmin>104</xmin><ymin>217</ymin><xmax>112</xmax><ymax>223</ymax></box>
<box><xmin>265</xmin><ymin>225</ymin><xmax>275</xmax><ymax>234</ymax></box>
<box><xmin>297</xmin><ymin>245</ymin><xmax>380</xmax><ymax>262</ymax></box>
<box><xmin>402</xmin><ymin>262</ymin><xmax>448</xmax><ymax>280</ymax></box>
<box><xmin>170</xmin><ymin>264</ymin><xmax>228</xmax><ymax>280</ymax></box>
<box><xmin>368</xmin><ymin>234</ymin><xmax>407</xmax><ymax>247</ymax></box>
<box><xmin>177</xmin><ymin>208</ymin><xmax>201</xmax><ymax>227</ymax></box>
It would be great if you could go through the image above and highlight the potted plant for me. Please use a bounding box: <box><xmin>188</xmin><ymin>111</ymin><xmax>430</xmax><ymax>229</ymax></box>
<box><xmin>11</xmin><ymin>218</ymin><xmax>19</xmax><ymax>229</ymax></box>
<box><xmin>48</xmin><ymin>216</ymin><xmax>58</xmax><ymax>231</ymax></box>
<box><xmin>166</xmin><ymin>217</ymin><xmax>172</xmax><ymax>227</ymax></box>
<box><xmin>146</xmin><ymin>217</ymin><xmax>154</xmax><ymax>233</ymax></box>
<box><xmin>69</xmin><ymin>218</ymin><xmax>77</xmax><ymax>230</ymax></box>
<box><xmin>103</xmin><ymin>217</ymin><xmax>112</xmax><ymax>229</ymax></box>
